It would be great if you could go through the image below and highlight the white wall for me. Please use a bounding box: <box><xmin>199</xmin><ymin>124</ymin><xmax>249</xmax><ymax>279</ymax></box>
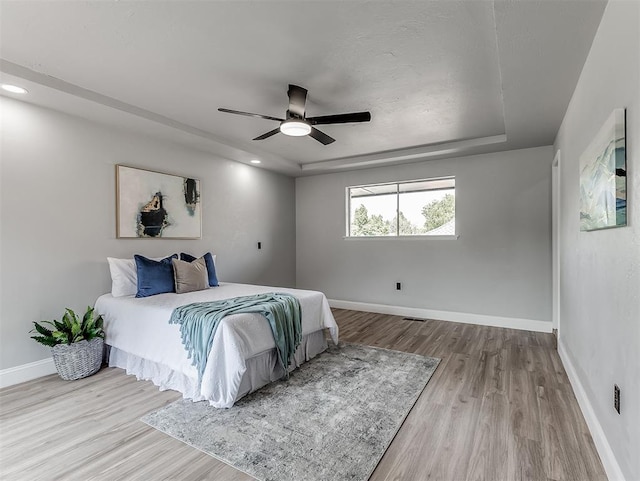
<box><xmin>554</xmin><ymin>1</ymin><xmax>639</xmax><ymax>479</ymax></box>
<box><xmin>0</xmin><ymin>97</ymin><xmax>296</xmax><ymax>371</ymax></box>
<box><xmin>296</xmin><ymin>146</ymin><xmax>553</xmax><ymax>325</ymax></box>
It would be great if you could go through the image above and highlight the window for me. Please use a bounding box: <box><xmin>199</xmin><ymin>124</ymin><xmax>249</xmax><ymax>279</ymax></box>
<box><xmin>347</xmin><ymin>177</ymin><xmax>455</xmax><ymax>237</ymax></box>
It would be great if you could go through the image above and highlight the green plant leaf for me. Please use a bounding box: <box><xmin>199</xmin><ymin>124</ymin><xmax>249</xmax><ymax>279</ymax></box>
<box><xmin>31</xmin><ymin>322</ymin><xmax>53</xmax><ymax>338</ymax></box>
<box><xmin>62</xmin><ymin>311</ymin><xmax>72</xmax><ymax>330</ymax></box>
<box><xmin>41</xmin><ymin>320</ymin><xmax>57</xmax><ymax>330</ymax></box>
<box><xmin>30</xmin><ymin>335</ymin><xmax>59</xmax><ymax>347</ymax></box>
<box><xmin>71</xmin><ymin>321</ymin><xmax>81</xmax><ymax>339</ymax></box>
<box><xmin>84</xmin><ymin>318</ymin><xmax>95</xmax><ymax>334</ymax></box>
<box><xmin>82</xmin><ymin>306</ymin><xmax>94</xmax><ymax>331</ymax></box>
<box><xmin>67</xmin><ymin>308</ymin><xmax>77</xmax><ymax>320</ymax></box>
<box><xmin>88</xmin><ymin>327</ymin><xmax>104</xmax><ymax>341</ymax></box>
<box><xmin>56</xmin><ymin>331</ymin><xmax>72</xmax><ymax>344</ymax></box>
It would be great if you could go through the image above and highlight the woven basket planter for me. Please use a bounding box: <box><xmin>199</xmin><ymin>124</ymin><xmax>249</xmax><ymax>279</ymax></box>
<box><xmin>51</xmin><ymin>338</ymin><xmax>104</xmax><ymax>381</ymax></box>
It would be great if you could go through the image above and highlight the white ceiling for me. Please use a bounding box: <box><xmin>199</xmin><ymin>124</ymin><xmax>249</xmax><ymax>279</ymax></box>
<box><xmin>0</xmin><ymin>1</ymin><xmax>606</xmax><ymax>176</ymax></box>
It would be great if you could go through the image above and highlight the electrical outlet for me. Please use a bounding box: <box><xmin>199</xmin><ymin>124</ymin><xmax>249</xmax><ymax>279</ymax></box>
<box><xmin>396</xmin><ymin>282</ymin><xmax>402</xmax><ymax>290</ymax></box>
<box><xmin>614</xmin><ymin>385</ymin><xmax>621</xmax><ymax>414</ymax></box>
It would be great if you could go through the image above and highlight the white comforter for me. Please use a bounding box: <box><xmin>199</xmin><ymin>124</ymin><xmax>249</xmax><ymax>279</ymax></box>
<box><xmin>94</xmin><ymin>282</ymin><xmax>338</xmax><ymax>407</ymax></box>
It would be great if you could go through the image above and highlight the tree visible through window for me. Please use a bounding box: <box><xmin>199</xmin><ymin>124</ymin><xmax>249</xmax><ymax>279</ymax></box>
<box><xmin>422</xmin><ymin>193</ymin><xmax>455</xmax><ymax>232</ymax></box>
<box><xmin>347</xmin><ymin>178</ymin><xmax>455</xmax><ymax>237</ymax></box>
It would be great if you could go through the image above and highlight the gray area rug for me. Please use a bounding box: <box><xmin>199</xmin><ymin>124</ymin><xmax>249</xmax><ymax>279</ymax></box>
<box><xmin>142</xmin><ymin>343</ymin><xmax>440</xmax><ymax>481</ymax></box>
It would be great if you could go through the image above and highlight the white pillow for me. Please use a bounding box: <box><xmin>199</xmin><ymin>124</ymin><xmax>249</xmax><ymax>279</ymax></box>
<box><xmin>107</xmin><ymin>255</ymin><xmax>171</xmax><ymax>297</ymax></box>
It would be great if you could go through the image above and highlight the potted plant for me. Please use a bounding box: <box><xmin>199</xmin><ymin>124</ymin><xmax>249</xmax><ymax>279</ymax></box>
<box><xmin>31</xmin><ymin>306</ymin><xmax>105</xmax><ymax>381</ymax></box>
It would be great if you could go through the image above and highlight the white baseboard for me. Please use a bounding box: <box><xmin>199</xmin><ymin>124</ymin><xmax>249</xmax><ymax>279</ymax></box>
<box><xmin>558</xmin><ymin>339</ymin><xmax>625</xmax><ymax>481</ymax></box>
<box><xmin>0</xmin><ymin>357</ymin><xmax>57</xmax><ymax>389</ymax></box>
<box><xmin>328</xmin><ymin>299</ymin><xmax>552</xmax><ymax>333</ymax></box>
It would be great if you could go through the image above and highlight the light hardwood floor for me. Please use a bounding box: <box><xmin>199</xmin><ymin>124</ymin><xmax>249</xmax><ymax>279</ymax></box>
<box><xmin>0</xmin><ymin>309</ymin><xmax>606</xmax><ymax>481</ymax></box>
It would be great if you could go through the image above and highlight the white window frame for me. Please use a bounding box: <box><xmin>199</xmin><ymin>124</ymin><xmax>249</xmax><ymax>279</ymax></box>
<box><xmin>345</xmin><ymin>176</ymin><xmax>458</xmax><ymax>240</ymax></box>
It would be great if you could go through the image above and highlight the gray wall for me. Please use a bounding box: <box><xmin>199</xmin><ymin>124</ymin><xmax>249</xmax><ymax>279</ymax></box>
<box><xmin>0</xmin><ymin>97</ymin><xmax>296</xmax><ymax>370</ymax></box>
<box><xmin>296</xmin><ymin>146</ymin><xmax>553</xmax><ymax>322</ymax></box>
<box><xmin>554</xmin><ymin>1</ymin><xmax>639</xmax><ymax>479</ymax></box>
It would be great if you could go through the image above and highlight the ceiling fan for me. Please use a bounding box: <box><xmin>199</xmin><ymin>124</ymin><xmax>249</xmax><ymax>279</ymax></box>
<box><xmin>218</xmin><ymin>84</ymin><xmax>371</xmax><ymax>145</ymax></box>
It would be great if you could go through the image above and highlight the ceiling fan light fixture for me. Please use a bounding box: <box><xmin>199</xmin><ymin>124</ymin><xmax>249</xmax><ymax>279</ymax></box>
<box><xmin>280</xmin><ymin>119</ymin><xmax>311</xmax><ymax>137</ymax></box>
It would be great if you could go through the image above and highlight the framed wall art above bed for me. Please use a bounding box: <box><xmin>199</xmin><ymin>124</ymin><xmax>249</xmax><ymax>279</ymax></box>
<box><xmin>116</xmin><ymin>165</ymin><xmax>201</xmax><ymax>239</ymax></box>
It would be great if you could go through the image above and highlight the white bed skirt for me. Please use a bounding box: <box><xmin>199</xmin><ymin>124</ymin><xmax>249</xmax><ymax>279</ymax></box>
<box><xmin>107</xmin><ymin>330</ymin><xmax>328</xmax><ymax>406</ymax></box>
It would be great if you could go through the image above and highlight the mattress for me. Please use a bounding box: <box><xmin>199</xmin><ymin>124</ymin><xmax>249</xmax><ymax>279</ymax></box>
<box><xmin>94</xmin><ymin>282</ymin><xmax>339</xmax><ymax>407</ymax></box>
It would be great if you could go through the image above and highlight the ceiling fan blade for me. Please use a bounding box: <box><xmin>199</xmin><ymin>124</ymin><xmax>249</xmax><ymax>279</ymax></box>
<box><xmin>287</xmin><ymin>84</ymin><xmax>307</xmax><ymax>118</ymax></box>
<box><xmin>218</xmin><ymin>108</ymin><xmax>283</xmax><ymax>122</ymax></box>
<box><xmin>307</xmin><ymin>111</ymin><xmax>371</xmax><ymax>125</ymax></box>
<box><xmin>253</xmin><ymin>128</ymin><xmax>281</xmax><ymax>141</ymax></box>
<box><xmin>308</xmin><ymin>127</ymin><xmax>335</xmax><ymax>145</ymax></box>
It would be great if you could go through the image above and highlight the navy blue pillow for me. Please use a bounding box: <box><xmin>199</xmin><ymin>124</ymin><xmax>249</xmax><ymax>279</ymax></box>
<box><xmin>180</xmin><ymin>252</ymin><xmax>219</xmax><ymax>287</ymax></box>
<box><xmin>134</xmin><ymin>254</ymin><xmax>178</xmax><ymax>298</ymax></box>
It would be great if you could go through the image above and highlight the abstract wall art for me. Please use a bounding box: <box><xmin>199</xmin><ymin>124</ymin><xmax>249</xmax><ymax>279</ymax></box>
<box><xmin>116</xmin><ymin>165</ymin><xmax>201</xmax><ymax>239</ymax></box>
<box><xmin>579</xmin><ymin>108</ymin><xmax>627</xmax><ymax>232</ymax></box>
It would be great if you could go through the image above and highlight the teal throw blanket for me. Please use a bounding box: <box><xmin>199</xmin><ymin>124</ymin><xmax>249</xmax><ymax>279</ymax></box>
<box><xmin>169</xmin><ymin>293</ymin><xmax>302</xmax><ymax>385</ymax></box>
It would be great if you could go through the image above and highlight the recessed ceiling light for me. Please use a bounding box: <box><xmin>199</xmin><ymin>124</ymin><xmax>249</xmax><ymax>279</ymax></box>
<box><xmin>1</xmin><ymin>84</ymin><xmax>28</xmax><ymax>94</ymax></box>
<box><xmin>250</xmin><ymin>159</ymin><xmax>261</xmax><ymax>164</ymax></box>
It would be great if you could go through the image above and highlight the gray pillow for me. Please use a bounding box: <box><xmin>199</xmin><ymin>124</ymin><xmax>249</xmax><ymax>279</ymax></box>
<box><xmin>172</xmin><ymin>256</ymin><xmax>209</xmax><ymax>294</ymax></box>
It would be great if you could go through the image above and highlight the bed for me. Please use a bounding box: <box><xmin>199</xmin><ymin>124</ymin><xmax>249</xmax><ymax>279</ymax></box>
<box><xmin>94</xmin><ymin>282</ymin><xmax>339</xmax><ymax>408</ymax></box>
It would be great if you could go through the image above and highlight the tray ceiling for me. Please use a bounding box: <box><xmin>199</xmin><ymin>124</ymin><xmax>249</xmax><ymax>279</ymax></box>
<box><xmin>0</xmin><ymin>1</ymin><xmax>606</xmax><ymax>175</ymax></box>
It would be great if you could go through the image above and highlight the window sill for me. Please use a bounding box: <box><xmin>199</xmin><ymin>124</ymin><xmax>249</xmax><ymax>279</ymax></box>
<box><xmin>343</xmin><ymin>235</ymin><xmax>459</xmax><ymax>240</ymax></box>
